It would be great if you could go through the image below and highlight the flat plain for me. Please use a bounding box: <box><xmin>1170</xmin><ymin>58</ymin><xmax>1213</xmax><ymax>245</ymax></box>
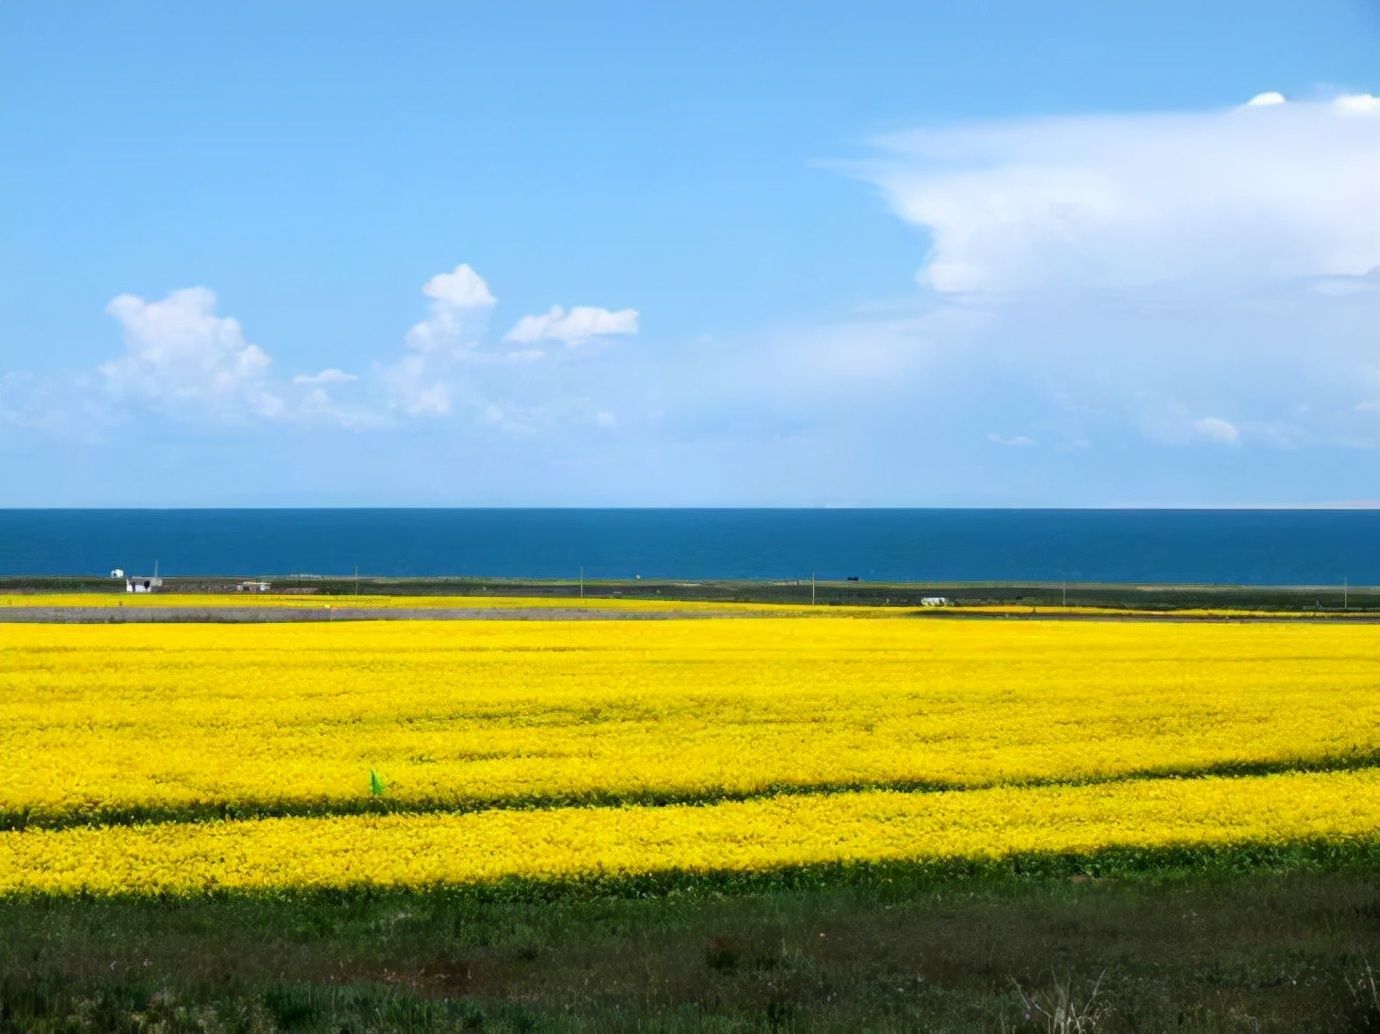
<box><xmin>3</xmin><ymin>607</ymin><xmax>1378</xmax><ymax>1032</ymax></box>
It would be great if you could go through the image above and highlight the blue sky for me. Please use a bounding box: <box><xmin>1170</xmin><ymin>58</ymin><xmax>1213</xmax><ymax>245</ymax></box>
<box><xmin>2</xmin><ymin>1</ymin><xmax>1378</xmax><ymax>506</ymax></box>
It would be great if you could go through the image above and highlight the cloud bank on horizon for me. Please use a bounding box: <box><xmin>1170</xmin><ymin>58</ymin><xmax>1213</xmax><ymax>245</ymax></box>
<box><xmin>3</xmin><ymin>90</ymin><xmax>1378</xmax><ymax>505</ymax></box>
<box><xmin>868</xmin><ymin>92</ymin><xmax>1380</xmax><ymax>295</ymax></box>
<box><xmin>837</xmin><ymin>91</ymin><xmax>1380</xmax><ymax>456</ymax></box>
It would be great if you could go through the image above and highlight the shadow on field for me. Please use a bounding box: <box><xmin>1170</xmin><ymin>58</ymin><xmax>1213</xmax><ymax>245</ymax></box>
<box><xmin>3</xmin><ymin>868</ymin><xmax>1379</xmax><ymax>1033</ymax></box>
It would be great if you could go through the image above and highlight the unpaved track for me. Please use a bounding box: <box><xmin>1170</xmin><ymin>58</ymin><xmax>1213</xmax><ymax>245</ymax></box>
<box><xmin>0</xmin><ymin>606</ymin><xmax>743</xmax><ymax>623</ymax></box>
<box><xmin>1</xmin><ymin>606</ymin><xmax>1376</xmax><ymax>624</ymax></box>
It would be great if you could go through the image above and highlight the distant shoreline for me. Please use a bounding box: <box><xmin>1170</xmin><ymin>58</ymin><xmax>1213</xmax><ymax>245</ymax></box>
<box><xmin>6</xmin><ymin>509</ymin><xmax>1379</xmax><ymax>586</ymax></box>
<box><xmin>4</xmin><ymin>606</ymin><xmax>1378</xmax><ymax>625</ymax></box>
<box><xmin>3</xmin><ymin>575</ymin><xmax>1376</xmax><ymax>618</ymax></box>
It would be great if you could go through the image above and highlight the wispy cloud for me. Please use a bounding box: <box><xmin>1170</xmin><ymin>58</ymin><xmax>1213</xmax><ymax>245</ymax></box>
<box><xmin>292</xmin><ymin>368</ymin><xmax>358</xmax><ymax>386</ymax></box>
<box><xmin>988</xmin><ymin>432</ymin><xmax>1036</xmax><ymax>448</ymax></box>
<box><xmin>1192</xmin><ymin>417</ymin><xmax>1240</xmax><ymax>445</ymax></box>
<box><xmin>505</xmin><ymin>305</ymin><xmax>639</xmax><ymax>346</ymax></box>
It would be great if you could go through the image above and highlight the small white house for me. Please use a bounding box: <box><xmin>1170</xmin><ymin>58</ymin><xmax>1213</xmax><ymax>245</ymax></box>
<box><xmin>920</xmin><ymin>596</ymin><xmax>952</xmax><ymax>608</ymax></box>
<box><xmin>236</xmin><ymin>580</ymin><xmax>272</xmax><ymax>593</ymax></box>
<box><xmin>125</xmin><ymin>575</ymin><xmax>163</xmax><ymax>593</ymax></box>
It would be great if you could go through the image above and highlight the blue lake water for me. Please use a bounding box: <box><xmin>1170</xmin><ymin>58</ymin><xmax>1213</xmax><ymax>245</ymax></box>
<box><xmin>0</xmin><ymin>509</ymin><xmax>1376</xmax><ymax>584</ymax></box>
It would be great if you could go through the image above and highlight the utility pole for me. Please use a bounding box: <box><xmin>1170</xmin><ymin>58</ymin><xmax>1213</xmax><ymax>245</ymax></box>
<box><xmin>1062</xmin><ymin>580</ymin><xmax>1068</xmax><ymax>608</ymax></box>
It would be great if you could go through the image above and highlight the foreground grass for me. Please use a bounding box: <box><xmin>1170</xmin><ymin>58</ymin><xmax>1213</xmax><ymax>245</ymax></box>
<box><xmin>3</xmin><ymin>857</ymin><xmax>1378</xmax><ymax>1033</ymax></box>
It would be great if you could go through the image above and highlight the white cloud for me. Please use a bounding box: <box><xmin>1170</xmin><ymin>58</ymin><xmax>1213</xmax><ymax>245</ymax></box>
<box><xmin>7</xmin><ymin>260</ymin><xmax>641</xmax><ymax>445</ymax></box>
<box><xmin>422</xmin><ymin>263</ymin><xmax>496</xmax><ymax>309</ymax></box>
<box><xmin>1192</xmin><ymin>416</ymin><xmax>1240</xmax><ymax>445</ymax></box>
<box><xmin>865</xmin><ymin>94</ymin><xmax>1380</xmax><ymax>294</ymax></box>
<box><xmin>385</xmin><ymin>263</ymin><xmax>494</xmax><ymax>416</ymax></box>
<box><xmin>292</xmin><ymin>368</ymin><xmax>358</xmax><ymax>386</ymax></box>
<box><xmin>382</xmin><ymin>353</ymin><xmax>450</xmax><ymax>416</ymax></box>
<box><xmin>1245</xmin><ymin>91</ymin><xmax>1286</xmax><ymax>107</ymax></box>
<box><xmin>833</xmin><ymin>93</ymin><xmax>1380</xmax><ymax>459</ymax></box>
<box><xmin>406</xmin><ymin>263</ymin><xmax>496</xmax><ymax>353</ymax></box>
<box><xmin>505</xmin><ymin>305</ymin><xmax>639</xmax><ymax>346</ymax></box>
<box><xmin>293</xmin><ymin>386</ymin><xmax>387</xmax><ymax>429</ymax></box>
<box><xmin>987</xmin><ymin>432</ymin><xmax>1035</xmax><ymax>447</ymax></box>
<box><xmin>1335</xmin><ymin>93</ymin><xmax>1380</xmax><ymax>115</ymax></box>
<box><xmin>101</xmin><ymin>287</ymin><xmax>283</xmax><ymax>418</ymax></box>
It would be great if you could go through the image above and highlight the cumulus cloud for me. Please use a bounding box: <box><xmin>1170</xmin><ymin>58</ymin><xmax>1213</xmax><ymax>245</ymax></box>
<box><xmin>864</xmin><ymin>93</ymin><xmax>1380</xmax><ymax>294</ymax></box>
<box><xmin>4</xmin><ymin>256</ymin><xmax>642</xmax><ymax>465</ymax></box>
<box><xmin>505</xmin><ymin>305</ymin><xmax>639</xmax><ymax>346</ymax></box>
<box><xmin>101</xmin><ymin>287</ymin><xmax>283</xmax><ymax>418</ymax></box>
<box><xmin>421</xmin><ymin>264</ymin><xmax>496</xmax><ymax>309</ymax></box>
<box><xmin>384</xmin><ymin>264</ymin><xmax>495</xmax><ymax>415</ymax></box>
<box><xmin>381</xmin><ymin>265</ymin><xmax>639</xmax><ymax>420</ymax></box>
<box><xmin>405</xmin><ymin>263</ymin><xmax>496</xmax><ymax>353</ymax></box>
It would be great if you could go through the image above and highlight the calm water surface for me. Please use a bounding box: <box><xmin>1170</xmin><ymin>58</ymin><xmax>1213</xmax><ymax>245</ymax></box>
<box><xmin>1</xmin><ymin>509</ymin><xmax>1376</xmax><ymax>584</ymax></box>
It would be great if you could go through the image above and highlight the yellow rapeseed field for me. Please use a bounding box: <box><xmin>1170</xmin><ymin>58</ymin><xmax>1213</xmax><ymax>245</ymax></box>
<box><xmin>2</xmin><ymin>616</ymin><xmax>1376</xmax><ymax>894</ymax></box>
<box><xmin>3</xmin><ymin>769</ymin><xmax>1376</xmax><ymax>894</ymax></box>
<box><xmin>5</xmin><ymin>619</ymin><xmax>1377</xmax><ymax>823</ymax></box>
